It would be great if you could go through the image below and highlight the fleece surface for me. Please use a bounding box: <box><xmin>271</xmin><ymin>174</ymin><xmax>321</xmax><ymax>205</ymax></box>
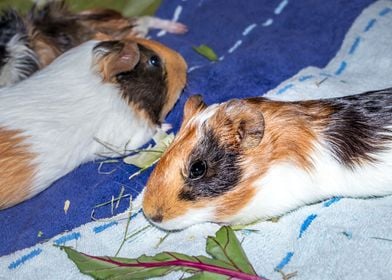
<box><xmin>1</xmin><ymin>1</ymin><xmax>391</xmax><ymax>279</ymax></box>
<box><xmin>0</xmin><ymin>0</ymin><xmax>375</xmax><ymax>257</ymax></box>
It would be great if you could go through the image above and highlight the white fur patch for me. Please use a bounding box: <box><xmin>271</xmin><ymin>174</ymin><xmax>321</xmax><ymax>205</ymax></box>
<box><xmin>153</xmin><ymin>206</ymin><xmax>216</xmax><ymax>231</ymax></box>
<box><xmin>0</xmin><ymin>40</ymin><xmax>157</xmax><ymax>200</ymax></box>
<box><xmin>228</xmin><ymin>139</ymin><xmax>392</xmax><ymax>224</ymax></box>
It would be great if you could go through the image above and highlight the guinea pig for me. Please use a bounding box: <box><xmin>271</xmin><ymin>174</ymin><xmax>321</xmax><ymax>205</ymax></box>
<box><xmin>143</xmin><ymin>88</ymin><xmax>392</xmax><ymax>230</ymax></box>
<box><xmin>0</xmin><ymin>36</ymin><xmax>187</xmax><ymax>209</ymax></box>
<box><xmin>0</xmin><ymin>1</ymin><xmax>187</xmax><ymax>86</ymax></box>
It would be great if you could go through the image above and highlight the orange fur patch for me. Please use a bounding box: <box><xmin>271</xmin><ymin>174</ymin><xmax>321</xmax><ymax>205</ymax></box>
<box><xmin>213</xmin><ymin>99</ymin><xmax>332</xmax><ymax>220</ymax></box>
<box><xmin>76</xmin><ymin>8</ymin><xmax>138</xmax><ymax>38</ymax></box>
<box><xmin>145</xmin><ymin>97</ymin><xmax>334</xmax><ymax>223</ymax></box>
<box><xmin>0</xmin><ymin>128</ymin><xmax>36</xmax><ymax>209</ymax></box>
<box><xmin>29</xmin><ymin>32</ymin><xmax>61</xmax><ymax>68</ymax></box>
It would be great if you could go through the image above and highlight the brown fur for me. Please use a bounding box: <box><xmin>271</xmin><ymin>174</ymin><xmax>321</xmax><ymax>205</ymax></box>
<box><xmin>143</xmin><ymin>126</ymin><xmax>199</xmax><ymax>220</ymax></box>
<box><xmin>212</xmin><ymin>99</ymin><xmax>333</xmax><ymax>219</ymax></box>
<box><xmin>92</xmin><ymin>37</ymin><xmax>187</xmax><ymax>126</ymax></box>
<box><xmin>94</xmin><ymin>40</ymin><xmax>140</xmax><ymax>82</ymax></box>
<box><xmin>133</xmin><ymin>38</ymin><xmax>187</xmax><ymax>123</ymax></box>
<box><xmin>144</xmin><ymin>97</ymin><xmax>335</xmax><ymax>223</ymax></box>
<box><xmin>27</xmin><ymin>3</ymin><xmax>139</xmax><ymax>69</ymax></box>
<box><xmin>0</xmin><ymin>128</ymin><xmax>36</xmax><ymax>209</ymax></box>
<box><xmin>29</xmin><ymin>31</ymin><xmax>62</xmax><ymax>68</ymax></box>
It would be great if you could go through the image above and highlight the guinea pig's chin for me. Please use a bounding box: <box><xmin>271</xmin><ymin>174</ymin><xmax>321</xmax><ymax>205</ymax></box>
<box><xmin>148</xmin><ymin>207</ymin><xmax>216</xmax><ymax>231</ymax></box>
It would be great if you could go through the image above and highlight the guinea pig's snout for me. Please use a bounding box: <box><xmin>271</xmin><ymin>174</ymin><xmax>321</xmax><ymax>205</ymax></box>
<box><xmin>144</xmin><ymin>207</ymin><xmax>163</xmax><ymax>223</ymax></box>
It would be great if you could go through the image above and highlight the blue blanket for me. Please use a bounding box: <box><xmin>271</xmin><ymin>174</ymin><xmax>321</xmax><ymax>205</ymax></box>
<box><xmin>0</xmin><ymin>0</ymin><xmax>375</xmax><ymax>256</ymax></box>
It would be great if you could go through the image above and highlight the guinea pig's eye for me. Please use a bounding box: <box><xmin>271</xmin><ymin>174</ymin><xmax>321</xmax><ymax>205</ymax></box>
<box><xmin>148</xmin><ymin>55</ymin><xmax>161</xmax><ymax>67</ymax></box>
<box><xmin>189</xmin><ymin>160</ymin><xmax>207</xmax><ymax>180</ymax></box>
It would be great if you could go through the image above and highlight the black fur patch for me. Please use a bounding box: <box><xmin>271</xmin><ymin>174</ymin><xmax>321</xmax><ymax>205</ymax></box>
<box><xmin>115</xmin><ymin>44</ymin><xmax>168</xmax><ymax>125</ymax></box>
<box><xmin>322</xmin><ymin>88</ymin><xmax>392</xmax><ymax>166</ymax></box>
<box><xmin>0</xmin><ymin>9</ymin><xmax>39</xmax><ymax>84</ymax></box>
<box><xmin>179</xmin><ymin>128</ymin><xmax>242</xmax><ymax>201</ymax></box>
<box><xmin>28</xmin><ymin>1</ymin><xmax>88</xmax><ymax>52</ymax></box>
<box><xmin>0</xmin><ymin>9</ymin><xmax>26</xmax><ymax>68</ymax></box>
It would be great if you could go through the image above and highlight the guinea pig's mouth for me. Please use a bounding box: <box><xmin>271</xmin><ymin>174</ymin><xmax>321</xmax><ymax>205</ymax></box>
<box><xmin>143</xmin><ymin>206</ymin><xmax>216</xmax><ymax>231</ymax></box>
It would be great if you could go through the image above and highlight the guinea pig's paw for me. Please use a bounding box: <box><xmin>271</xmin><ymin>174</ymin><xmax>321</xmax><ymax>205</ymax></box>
<box><xmin>162</xmin><ymin>21</ymin><xmax>188</xmax><ymax>34</ymax></box>
<box><xmin>135</xmin><ymin>16</ymin><xmax>188</xmax><ymax>35</ymax></box>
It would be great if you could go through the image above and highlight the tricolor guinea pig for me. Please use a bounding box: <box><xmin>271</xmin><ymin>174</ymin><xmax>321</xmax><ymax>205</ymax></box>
<box><xmin>143</xmin><ymin>88</ymin><xmax>392</xmax><ymax>230</ymax></box>
<box><xmin>0</xmin><ymin>1</ymin><xmax>187</xmax><ymax>86</ymax></box>
<box><xmin>0</xmin><ymin>37</ymin><xmax>187</xmax><ymax>209</ymax></box>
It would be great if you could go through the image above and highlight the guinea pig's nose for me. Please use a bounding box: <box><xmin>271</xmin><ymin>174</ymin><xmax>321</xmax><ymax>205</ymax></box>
<box><xmin>150</xmin><ymin>213</ymin><xmax>163</xmax><ymax>223</ymax></box>
<box><xmin>144</xmin><ymin>206</ymin><xmax>163</xmax><ymax>223</ymax></box>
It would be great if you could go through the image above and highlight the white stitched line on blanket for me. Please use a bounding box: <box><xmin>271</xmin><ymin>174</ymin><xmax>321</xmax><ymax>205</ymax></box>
<box><xmin>243</xmin><ymin>24</ymin><xmax>257</xmax><ymax>36</ymax></box>
<box><xmin>188</xmin><ymin>1</ymin><xmax>289</xmax><ymax>71</ymax></box>
<box><xmin>275</xmin><ymin>0</ymin><xmax>289</xmax><ymax>15</ymax></box>
<box><xmin>228</xmin><ymin>40</ymin><xmax>243</xmax><ymax>53</ymax></box>
<box><xmin>226</xmin><ymin>0</ymin><xmax>290</xmax><ymax>54</ymax></box>
<box><xmin>8</xmin><ymin>248</ymin><xmax>42</xmax><ymax>270</ymax></box>
<box><xmin>157</xmin><ymin>5</ymin><xmax>183</xmax><ymax>37</ymax></box>
<box><xmin>262</xmin><ymin>18</ymin><xmax>273</xmax><ymax>26</ymax></box>
<box><xmin>53</xmin><ymin>232</ymin><xmax>81</xmax><ymax>246</ymax></box>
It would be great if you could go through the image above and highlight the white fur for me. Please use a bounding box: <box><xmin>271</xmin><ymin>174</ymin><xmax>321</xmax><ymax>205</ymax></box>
<box><xmin>227</xmin><ymin>139</ymin><xmax>392</xmax><ymax>224</ymax></box>
<box><xmin>0</xmin><ymin>40</ymin><xmax>156</xmax><ymax>199</ymax></box>
<box><xmin>155</xmin><ymin>206</ymin><xmax>216</xmax><ymax>231</ymax></box>
<box><xmin>189</xmin><ymin>103</ymin><xmax>219</xmax><ymax>134</ymax></box>
<box><xmin>0</xmin><ymin>34</ymin><xmax>39</xmax><ymax>87</ymax></box>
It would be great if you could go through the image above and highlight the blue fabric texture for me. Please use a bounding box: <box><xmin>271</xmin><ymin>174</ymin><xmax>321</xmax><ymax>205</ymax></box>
<box><xmin>0</xmin><ymin>0</ymin><xmax>375</xmax><ymax>256</ymax></box>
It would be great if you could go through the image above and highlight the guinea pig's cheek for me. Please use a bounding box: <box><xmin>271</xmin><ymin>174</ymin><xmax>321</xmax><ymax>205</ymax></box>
<box><xmin>213</xmin><ymin>183</ymin><xmax>257</xmax><ymax>224</ymax></box>
<box><xmin>152</xmin><ymin>206</ymin><xmax>216</xmax><ymax>231</ymax></box>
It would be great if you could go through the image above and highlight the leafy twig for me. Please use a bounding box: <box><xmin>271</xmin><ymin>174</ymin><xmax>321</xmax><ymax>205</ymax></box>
<box><xmin>61</xmin><ymin>226</ymin><xmax>268</xmax><ymax>280</ymax></box>
<box><xmin>114</xmin><ymin>198</ymin><xmax>134</xmax><ymax>257</ymax></box>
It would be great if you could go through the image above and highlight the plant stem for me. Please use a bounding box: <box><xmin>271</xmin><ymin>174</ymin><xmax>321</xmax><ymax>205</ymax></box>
<box><xmin>83</xmin><ymin>253</ymin><xmax>268</xmax><ymax>280</ymax></box>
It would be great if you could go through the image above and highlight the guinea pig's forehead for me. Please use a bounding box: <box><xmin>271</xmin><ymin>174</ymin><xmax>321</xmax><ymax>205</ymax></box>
<box><xmin>190</xmin><ymin>104</ymin><xmax>220</xmax><ymax>128</ymax></box>
<box><xmin>137</xmin><ymin>44</ymin><xmax>159</xmax><ymax>59</ymax></box>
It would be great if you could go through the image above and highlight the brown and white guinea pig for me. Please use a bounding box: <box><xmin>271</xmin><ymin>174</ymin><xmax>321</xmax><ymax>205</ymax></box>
<box><xmin>0</xmin><ymin>1</ymin><xmax>187</xmax><ymax>86</ymax></box>
<box><xmin>0</xmin><ymin>37</ymin><xmax>187</xmax><ymax>209</ymax></box>
<box><xmin>143</xmin><ymin>88</ymin><xmax>392</xmax><ymax>230</ymax></box>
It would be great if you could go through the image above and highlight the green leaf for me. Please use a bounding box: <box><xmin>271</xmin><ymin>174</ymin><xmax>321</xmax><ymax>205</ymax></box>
<box><xmin>184</xmin><ymin>271</ymin><xmax>229</xmax><ymax>280</ymax></box>
<box><xmin>193</xmin><ymin>45</ymin><xmax>218</xmax><ymax>61</ymax></box>
<box><xmin>206</xmin><ymin>226</ymin><xmax>257</xmax><ymax>275</ymax></box>
<box><xmin>123</xmin><ymin>130</ymin><xmax>174</xmax><ymax>168</ymax></box>
<box><xmin>66</xmin><ymin>0</ymin><xmax>162</xmax><ymax>16</ymax></box>
<box><xmin>122</xmin><ymin>0</ymin><xmax>162</xmax><ymax>17</ymax></box>
<box><xmin>3</xmin><ymin>0</ymin><xmax>162</xmax><ymax>17</ymax></box>
<box><xmin>60</xmin><ymin>241</ymin><xmax>266</xmax><ymax>280</ymax></box>
<box><xmin>0</xmin><ymin>0</ymin><xmax>33</xmax><ymax>13</ymax></box>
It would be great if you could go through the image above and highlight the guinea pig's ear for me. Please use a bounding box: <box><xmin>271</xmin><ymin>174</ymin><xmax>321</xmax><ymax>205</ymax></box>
<box><xmin>224</xmin><ymin>99</ymin><xmax>265</xmax><ymax>149</ymax></box>
<box><xmin>92</xmin><ymin>40</ymin><xmax>140</xmax><ymax>82</ymax></box>
<box><xmin>181</xmin><ymin>95</ymin><xmax>207</xmax><ymax>127</ymax></box>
